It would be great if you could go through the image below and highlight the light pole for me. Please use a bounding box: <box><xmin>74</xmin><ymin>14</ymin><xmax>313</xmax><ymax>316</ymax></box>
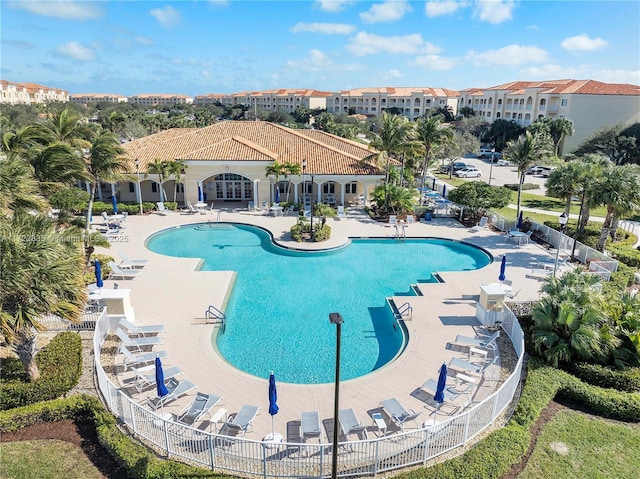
<box><xmin>329</xmin><ymin>312</ymin><xmax>343</xmax><ymax>479</ymax></box>
<box><xmin>554</xmin><ymin>213</ymin><xmax>568</xmax><ymax>277</ymax></box>
<box><xmin>488</xmin><ymin>148</ymin><xmax>495</xmax><ymax>186</ymax></box>
<box><xmin>135</xmin><ymin>158</ymin><xmax>143</xmax><ymax>215</ymax></box>
<box><xmin>302</xmin><ymin>159</ymin><xmax>313</xmax><ymax>241</ymax></box>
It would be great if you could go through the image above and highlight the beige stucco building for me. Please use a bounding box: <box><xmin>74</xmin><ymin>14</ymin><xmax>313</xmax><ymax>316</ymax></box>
<box><xmin>327</xmin><ymin>87</ymin><xmax>460</xmax><ymax>120</ymax></box>
<box><xmin>0</xmin><ymin>80</ymin><xmax>68</xmax><ymax>104</ymax></box>
<box><xmin>196</xmin><ymin>88</ymin><xmax>332</xmax><ymax>113</ymax></box>
<box><xmin>128</xmin><ymin>94</ymin><xmax>194</xmax><ymax>106</ymax></box>
<box><xmin>70</xmin><ymin>93</ymin><xmax>128</xmax><ymax>105</ymax></box>
<box><xmin>115</xmin><ymin>121</ymin><xmax>383</xmax><ymax>208</ymax></box>
<box><xmin>457</xmin><ymin>79</ymin><xmax>640</xmax><ymax>153</ymax></box>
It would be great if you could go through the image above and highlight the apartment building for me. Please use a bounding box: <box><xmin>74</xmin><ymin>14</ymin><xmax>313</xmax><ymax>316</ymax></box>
<box><xmin>0</xmin><ymin>80</ymin><xmax>68</xmax><ymax>104</ymax></box>
<box><xmin>458</xmin><ymin>79</ymin><xmax>640</xmax><ymax>153</ymax></box>
<box><xmin>128</xmin><ymin>94</ymin><xmax>193</xmax><ymax>106</ymax></box>
<box><xmin>70</xmin><ymin>93</ymin><xmax>128</xmax><ymax>105</ymax></box>
<box><xmin>327</xmin><ymin>87</ymin><xmax>460</xmax><ymax>120</ymax></box>
<box><xmin>200</xmin><ymin>88</ymin><xmax>332</xmax><ymax>112</ymax></box>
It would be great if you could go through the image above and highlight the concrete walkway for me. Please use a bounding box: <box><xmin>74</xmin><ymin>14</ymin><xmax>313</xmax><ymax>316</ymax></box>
<box><xmin>94</xmin><ymin>206</ymin><xmax>562</xmax><ymax>441</ymax></box>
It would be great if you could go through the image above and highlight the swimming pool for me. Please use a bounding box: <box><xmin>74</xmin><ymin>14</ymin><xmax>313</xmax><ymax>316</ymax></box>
<box><xmin>146</xmin><ymin>224</ymin><xmax>491</xmax><ymax>384</ymax></box>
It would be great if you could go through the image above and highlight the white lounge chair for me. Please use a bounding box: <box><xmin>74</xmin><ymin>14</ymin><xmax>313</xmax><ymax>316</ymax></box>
<box><xmin>176</xmin><ymin>392</ymin><xmax>224</xmax><ymax>427</ymax></box>
<box><xmin>469</xmin><ymin>216</ymin><xmax>488</xmax><ymax>232</ymax></box>
<box><xmin>337</xmin><ymin>205</ymin><xmax>346</xmax><ymax>218</ymax></box>
<box><xmin>116</xmin><ymin>327</ymin><xmax>162</xmax><ymax>352</ymax></box>
<box><xmin>117</xmin><ymin>317</ymin><xmax>165</xmax><ymax>337</ymax></box>
<box><xmin>300</xmin><ymin>411</ymin><xmax>321</xmax><ymax>441</ymax></box>
<box><xmin>454</xmin><ymin>330</ymin><xmax>500</xmax><ymax>351</ymax></box>
<box><xmin>421</xmin><ymin>377</ymin><xmax>474</xmax><ymax>410</ymax></box>
<box><xmin>388</xmin><ymin>215</ymin><xmax>397</xmax><ymax>226</ymax></box>
<box><xmin>338</xmin><ymin>408</ymin><xmax>368</xmax><ymax>441</ymax></box>
<box><xmin>119</xmin><ymin>345</ymin><xmax>167</xmax><ymax>370</ymax></box>
<box><xmin>108</xmin><ymin>261</ymin><xmax>142</xmax><ymax>280</ymax></box>
<box><xmin>221</xmin><ymin>405</ymin><xmax>260</xmax><ymax>436</ymax></box>
<box><xmin>406</xmin><ymin>214</ymin><xmax>415</xmax><ymax>225</ymax></box>
<box><xmin>119</xmin><ymin>252</ymin><xmax>149</xmax><ymax>269</ymax></box>
<box><xmin>449</xmin><ymin>355</ymin><xmax>498</xmax><ymax>377</ymax></box>
<box><xmin>131</xmin><ymin>364</ymin><xmax>182</xmax><ymax>394</ymax></box>
<box><xmin>284</xmin><ymin>205</ymin><xmax>296</xmax><ymax>216</ymax></box>
<box><xmin>145</xmin><ymin>377</ymin><xmax>197</xmax><ymax>410</ymax></box>
<box><xmin>156</xmin><ymin>201</ymin><xmax>172</xmax><ymax>215</ymax></box>
<box><xmin>379</xmin><ymin>398</ymin><xmax>422</xmax><ymax>431</ymax></box>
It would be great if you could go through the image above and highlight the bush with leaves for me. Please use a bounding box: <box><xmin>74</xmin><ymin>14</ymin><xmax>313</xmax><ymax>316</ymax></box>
<box><xmin>447</xmin><ymin>181</ymin><xmax>512</xmax><ymax>224</ymax></box>
<box><xmin>48</xmin><ymin>186</ymin><xmax>90</xmax><ymax>214</ymax></box>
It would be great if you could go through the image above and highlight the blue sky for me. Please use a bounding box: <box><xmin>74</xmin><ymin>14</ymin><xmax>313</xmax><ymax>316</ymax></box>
<box><xmin>2</xmin><ymin>1</ymin><xmax>639</xmax><ymax>96</ymax></box>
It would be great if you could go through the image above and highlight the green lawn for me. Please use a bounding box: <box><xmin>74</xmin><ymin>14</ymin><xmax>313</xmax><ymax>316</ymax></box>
<box><xmin>0</xmin><ymin>440</ymin><xmax>106</xmax><ymax>479</ymax></box>
<box><xmin>517</xmin><ymin>410</ymin><xmax>640</xmax><ymax>479</ymax></box>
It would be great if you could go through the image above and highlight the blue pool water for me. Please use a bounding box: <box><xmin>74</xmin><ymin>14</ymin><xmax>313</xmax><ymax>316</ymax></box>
<box><xmin>146</xmin><ymin>224</ymin><xmax>491</xmax><ymax>384</ymax></box>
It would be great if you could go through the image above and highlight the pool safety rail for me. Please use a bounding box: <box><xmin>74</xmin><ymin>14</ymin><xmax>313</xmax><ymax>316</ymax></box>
<box><xmin>205</xmin><ymin>305</ymin><xmax>226</xmax><ymax>325</ymax></box>
<box><xmin>395</xmin><ymin>301</ymin><xmax>413</xmax><ymax>321</ymax></box>
<box><xmin>93</xmin><ymin>306</ymin><xmax>524</xmax><ymax>478</ymax></box>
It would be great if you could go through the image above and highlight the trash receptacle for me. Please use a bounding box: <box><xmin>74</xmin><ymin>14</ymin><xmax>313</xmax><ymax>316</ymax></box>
<box><xmin>424</xmin><ymin>211</ymin><xmax>433</xmax><ymax>222</ymax></box>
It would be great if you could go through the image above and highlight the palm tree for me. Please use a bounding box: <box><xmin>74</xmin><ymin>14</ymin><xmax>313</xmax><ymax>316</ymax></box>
<box><xmin>365</xmin><ymin>112</ymin><xmax>415</xmax><ymax>180</ymax></box>
<box><xmin>0</xmin><ymin>153</ymin><xmax>47</xmax><ymax>216</ymax></box>
<box><xmin>146</xmin><ymin>158</ymin><xmax>169</xmax><ymax>202</ymax></box>
<box><xmin>0</xmin><ymin>212</ymin><xmax>86</xmax><ymax>381</ymax></box>
<box><xmin>415</xmin><ymin>116</ymin><xmax>454</xmax><ymax>191</ymax></box>
<box><xmin>532</xmin><ymin>269</ymin><xmax>615</xmax><ymax>367</ymax></box>
<box><xmin>84</xmin><ymin>131</ymin><xmax>128</xmax><ymax>240</ymax></box>
<box><xmin>265</xmin><ymin>161</ymin><xmax>286</xmax><ymax>202</ymax></box>
<box><xmin>458</xmin><ymin>106</ymin><xmax>476</xmax><ymax>119</ymax></box>
<box><xmin>548</xmin><ymin>118</ymin><xmax>575</xmax><ymax>157</ymax></box>
<box><xmin>546</xmin><ymin>161</ymin><xmax>586</xmax><ymax>217</ymax></box>
<box><xmin>591</xmin><ymin>163</ymin><xmax>640</xmax><ymax>251</ymax></box>
<box><xmin>42</xmin><ymin>107</ymin><xmax>94</xmax><ymax>150</ymax></box>
<box><xmin>504</xmin><ymin>132</ymin><xmax>550</xmax><ymax>221</ymax></box>
<box><xmin>166</xmin><ymin>159</ymin><xmax>187</xmax><ymax>204</ymax></box>
<box><xmin>282</xmin><ymin>161</ymin><xmax>302</xmax><ymax>203</ymax></box>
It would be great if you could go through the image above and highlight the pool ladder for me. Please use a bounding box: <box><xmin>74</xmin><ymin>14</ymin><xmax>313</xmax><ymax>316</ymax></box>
<box><xmin>396</xmin><ymin>301</ymin><xmax>413</xmax><ymax>321</ymax></box>
<box><xmin>205</xmin><ymin>305</ymin><xmax>226</xmax><ymax>329</ymax></box>
<box><xmin>395</xmin><ymin>223</ymin><xmax>406</xmax><ymax>239</ymax></box>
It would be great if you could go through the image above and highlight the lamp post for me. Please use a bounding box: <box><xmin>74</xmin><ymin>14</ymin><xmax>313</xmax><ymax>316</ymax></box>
<box><xmin>135</xmin><ymin>158</ymin><xmax>143</xmax><ymax>215</ymax></box>
<box><xmin>302</xmin><ymin>159</ymin><xmax>313</xmax><ymax>241</ymax></box>
<box><xmin>488</xmin><ymin>148</ymin><xmax>495</xmax><ymax>186</ymax></box>
<box><xmin>329</xmin><ymin>312</ymin><xmax>343</xmax><ymax>479</ymax></box>
<box><xmin>554</xmin><ymin>213</ymin><xmax>568</xmax><ymax>277</ymax></box>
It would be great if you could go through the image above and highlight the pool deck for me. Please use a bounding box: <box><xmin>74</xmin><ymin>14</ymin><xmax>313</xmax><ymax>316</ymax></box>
<box><xmin>96</xmin><ymin>206</ymin><xmax>560</xmax><ymax>441</ymax></box>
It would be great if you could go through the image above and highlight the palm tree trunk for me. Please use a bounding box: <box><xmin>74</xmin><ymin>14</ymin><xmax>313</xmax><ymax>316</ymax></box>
<box><xmin>516</xmin><ymin>173</ymin><xmax>525</xmax><ymax>221</ymax></box>
<box><xmin>85</xmin><ymin>180</ymin><xmax>98</xmax><ymax>240</ymax></box>
<box><xmin>596</xmin><ymin>209</ymin><xmax>615</xmax><ymax>251</ymax></box>
<box><xmin>14</xmin><ymin>330</ymin><xmax>40</xmax><ymax>382</ymax></box>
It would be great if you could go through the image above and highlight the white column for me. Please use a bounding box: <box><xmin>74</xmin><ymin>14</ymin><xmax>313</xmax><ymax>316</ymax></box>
<box><xmin>293</xmin><ymin>181</ymin><xmax>299</xmax><ymax>203</ymax></box>
<box><xmin>315</xmin><ymin>178</ymin><xmax>321</xmax><ymax>204</ymax></box>
<box><xmin>253</xmin><ymin>179</ymin><xmax>259</xmax><ymax>206</ymax></box>
<box><xmin>339</xmin><ymin>182</ymin><xmax>345</xmax><ymax>206</ymax></box>
<box><xmin>110</xmin><ymin>183</ymin><xmax>116</xmax><ymax>199</ymax></box>
<box><xmin>135</xmin><ymin>181</ymin><xmax>141</xmax><ymax>203</ymax></box>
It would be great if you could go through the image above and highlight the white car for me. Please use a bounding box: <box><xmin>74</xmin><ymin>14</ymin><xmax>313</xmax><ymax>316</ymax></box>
<box><xmin>496</xmin><ymin>159</ymin><xmax>509</xmax><ymax>166</ymax></box>
<box><xmin>455</xmin><ymin>167</ymin><xmax>482</xmax><ymax>178</ymax></box>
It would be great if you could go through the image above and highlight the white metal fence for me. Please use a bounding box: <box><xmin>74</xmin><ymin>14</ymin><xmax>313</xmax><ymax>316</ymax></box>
<box><xmin>487</xmin><ymin>211</ymin><xmax>619</xmax><ymax>276</ymax></box>
<box><xmin>40</xmin><ymin>305</ymin><xmax>107</xmax><ymax>331</ymax></box>
<box><xmin>93</xmin><ymin>308</ymin><xmax>525</xmax><ymax>478</ymax></box>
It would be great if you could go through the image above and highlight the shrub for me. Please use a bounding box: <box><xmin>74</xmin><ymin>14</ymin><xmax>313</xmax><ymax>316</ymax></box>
<box><xmin>568</xmin><ymin>362</ymin><xmax>640</xmax><ymax>392</ymax></box>
<box><xmin>0</xmin><ymin>332</ymin><xmax>82</xmax><ymax>410</ymax></box>
<box><xmin>503</xmin><ymin>182</ymin><xmax>540</xmax><ymax>191</ymax></box>
<box><xmin>49</xmin><ymin>187</ymin><xmax>90</xmax><ymax>214</ymax></box>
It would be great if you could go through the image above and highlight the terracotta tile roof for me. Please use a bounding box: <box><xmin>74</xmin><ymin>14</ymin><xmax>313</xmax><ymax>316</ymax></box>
<box><xmin>336</xmin><ymin>86</ymin><xmax>459</xmax><ymax>97</ymax></box>
<box><xmin>484</xmin><ymin>79</ymin><xmax>639</xmax><ymax>96</ymax></box>
<box><xmin>121</xmin><ymin>121</ymin><xmax>382</xmax><ymax>176</ymax></box>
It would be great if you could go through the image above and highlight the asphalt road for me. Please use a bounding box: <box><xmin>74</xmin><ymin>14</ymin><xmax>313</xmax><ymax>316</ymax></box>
<box><xmin>445</xmin><ymin>156</ymin><xmax>549</xmax><ymax>196</ymax></box>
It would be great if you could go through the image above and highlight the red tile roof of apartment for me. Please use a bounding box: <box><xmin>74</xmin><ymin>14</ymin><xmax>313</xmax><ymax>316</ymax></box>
<box><xmin>484</xmin><ymin>79</ymin><xmax>639</xmax><ymax>96</ymax></box>
<box><xmin>122</xmin><ymin>121</ymin><xmax>381</xmax><ymax>176</ymax></box>
<box><xmin>336</xmin><ymin>86</ymin><xmax>459</xmax><ymax>97</ymax></box>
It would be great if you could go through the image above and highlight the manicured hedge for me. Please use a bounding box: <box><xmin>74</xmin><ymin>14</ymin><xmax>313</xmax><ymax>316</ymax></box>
<box><xmin>568</xmin><ymin>363</ymin><xmax>640</xmax><ymax>393</ymax></box>
<box><xmin>0</xmin><ymin>332</ymin><xmax>82</xmax><ymax>410</ymax></box>
<box><xmin>0</xmin><ymin>395</ymin><xmax>233</xmax><ymax>479</ymax></box>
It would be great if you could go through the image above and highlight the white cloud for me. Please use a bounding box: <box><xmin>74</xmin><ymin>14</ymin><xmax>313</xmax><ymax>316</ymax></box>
<box><xmin>346</xmin><ymin>32</ymin><xmax>441</xmax><ymax>56</ymax></box>
<box><xmin>53</xmin><ymin>41</ymin><xmax>95</xmax><ymax>61</ymax></box>
<box><xmin>8</xmin><ymin>0</ymin><xmax>102</xmax><ymax>20</ymax></box>
<box><xmin>286</xmin><ymin>49</ymin><xmax>361</xmax><ymax>73</ymax></box>
<box><xmin>425</xmin><ymin>1</ymin><xmax>468</xmax><ymax>17</ymax></box>
<box><xmin>522</xmin><ymin>64</ymin><xmax>640</xmax><ymax>85</ymax></box>
<box><xmin>360</xmin><ymin>0</ymin><xmax>412</xmax><ymax>24</ymax></box>
<box><xmin>387</xmin><ymin>69</ymin><xmax>403</xmax><ymax>78</ymax></box>
<box><xmin>208</xmin><ymin>0</ymin><xmax>229</xmax><ymax>6</ymax></box>
<box><xmin>291</xmin><ymin>22</ymin><xmax>356</xmax><ymax>35</ymax></box>
<box><xmin>136</xmin><ymin>36</ymin><xmax>154</xmax><ymax>46</ymax></box>
<box><xmin>561</xmin><ymin>34</ymin><xmax>608</xmax><ymax>51</ymax></box>
<box><xmin>591</xmin><ymin>69</ymin><xmax>640</xmax><ymax>84</ymax></box>
<box><xmin>475</xmin><ymin>0</ymin><xmax>515</xmax><ymax>24</ymax></box>
<box><xmin>411</xmin><ymin>54</ymin><xmax>456</xmax><ymax>70</ymax></box>
<box><xmin>468</xmin><ymin>44</ymin><xmax>548</xmax><ymax>66</ymax></box>
<box><xmin>520</xmin><ymin>63</ymin><xmax>581</xmax><ymax>79</ymax></box>
<box><xmin>314</xmin><ymin>1</ymin><xmax>354</xmax><ymax>13</ymax></box>
<box><xmin>150</xmin><ymin>6</ymin><xmax>181</xmax><ymax>28</ymax></box>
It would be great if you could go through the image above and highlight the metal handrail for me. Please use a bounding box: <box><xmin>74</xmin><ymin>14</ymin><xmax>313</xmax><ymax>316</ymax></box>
<box><xmin>205</xmin><ymin>305</ymin><xmax>226</xmax><ymax>323</ymax></box>
<box><xmin>396</xmin><ymin>302</ymin><xmax>413</xmax><ymax>320</ymax></box>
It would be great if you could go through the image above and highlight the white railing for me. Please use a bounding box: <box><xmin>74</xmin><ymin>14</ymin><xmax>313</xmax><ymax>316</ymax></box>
<box><xmin>41</xmin><ymin>305</ymin><xmax>107</xmax><ymax>331</ymax></box>
<box><xmin>93</xmin><ymin>308</ymin><xmax>525</xmax><ymax>478</ymax></box>
<box><xmin>487</xmin><ymin>211</ymin><xmax>619</xmax><ymax>276</ymax></box>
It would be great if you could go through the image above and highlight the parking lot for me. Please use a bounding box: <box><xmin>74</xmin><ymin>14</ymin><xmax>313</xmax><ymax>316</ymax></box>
<box><xmin>442</xmin><ymin>156</ymin><xmax>550</xmax><ymax>196</ymax></box>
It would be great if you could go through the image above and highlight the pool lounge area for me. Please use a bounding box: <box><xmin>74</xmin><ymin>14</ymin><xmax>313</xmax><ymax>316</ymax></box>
<box><xmin>92</xmin><ymin>206</ymin><xmax>550</xmax><ymax>477</ymax></box>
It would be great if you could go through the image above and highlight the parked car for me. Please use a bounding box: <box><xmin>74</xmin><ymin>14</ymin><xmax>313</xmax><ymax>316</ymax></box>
<box><xmin>526</xmin><ymin>165</ymin><xmax>548</xmax><ymax>175</ymax></box>
<box><xmin>440</xmin><ymin>161</ymin><xmax>467</xmax><ymax>174</ymax></box>
<box><xmin>455</xmin><ymin>167</ymin><xmax>482</xmax><ymax>178</ymax></box>
<box><xmin>539</xmin><ymin>166</ymin><xmax>556</xmax><ymax>177</ymax></box>
<box><xmin>496</xmin><ymin>159</ymin><xmax>510</xmax><ymax>166</ymax></box>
